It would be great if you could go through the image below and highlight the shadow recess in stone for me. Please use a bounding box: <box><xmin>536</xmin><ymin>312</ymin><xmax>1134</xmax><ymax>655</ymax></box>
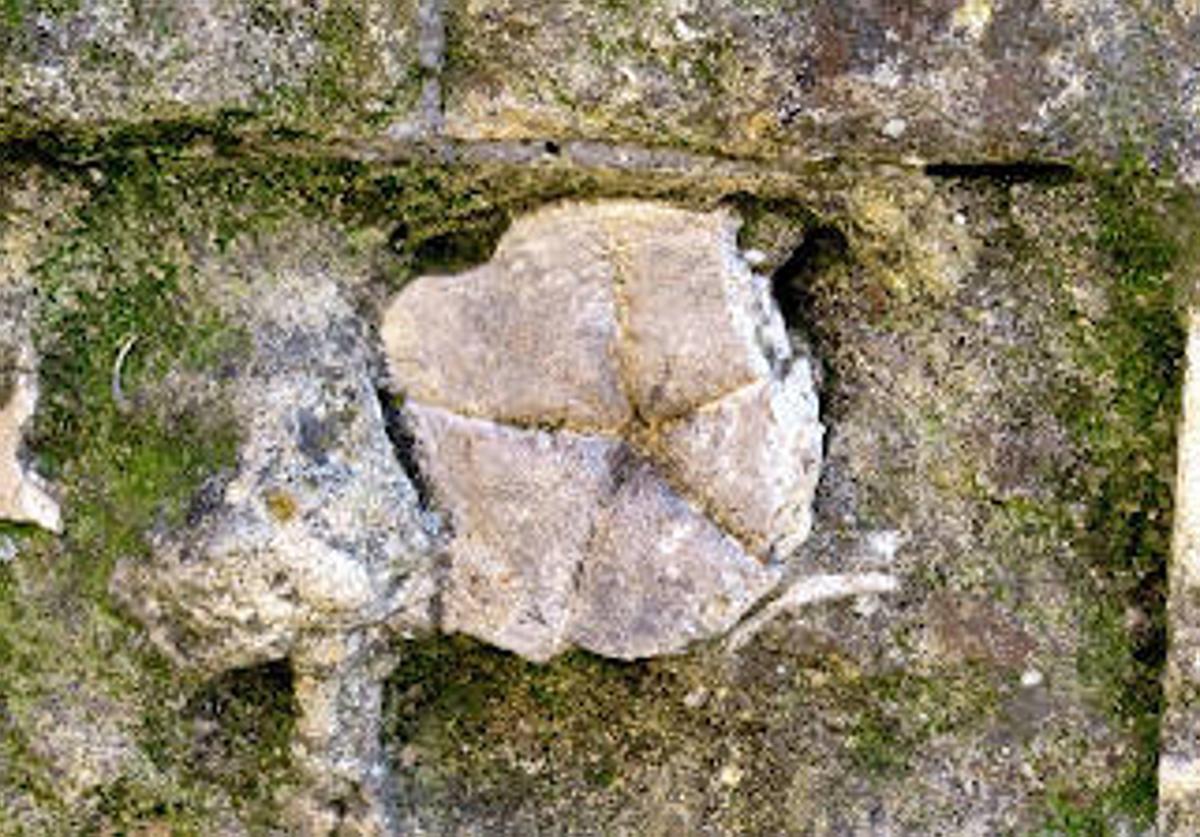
<box><xmin>383</xmin><ymin>201</ymin><xmax>824</xmax><ymax>662</ymax></box>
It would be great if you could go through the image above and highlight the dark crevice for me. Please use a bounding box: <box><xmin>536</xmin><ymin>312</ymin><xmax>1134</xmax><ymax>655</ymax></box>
<box><xmin>770</xmin><ymin>224</ymin><xmax>850</xmax><ymax>338</ymax></box>
<box><xmin>0</xmin><ymin>113</ymin><xmax>251</xmax><ymax>170</ymax></box>
<box><xmin>0</xmin><ymin>130</ymin><xmax>93</xmax><ymax>171</ymax></box>
<box><xmin>408</xmin><ymin>210</ymin><xmax>511</xmax><ymax>276</ymax></box>
<box><xmin>179</xmin><ymin>659</ymin><xmax>297</xmax><ymax>806</ymax></box>
<box><xmin>605</xmin><ymin>442</ymin><xmax>642</xmax><ymax>494</ymax></box>
<box><xmin>188</xmin><ymin>659</ymin><xmax>296</xmax><ymax>719</ymax></box>
<box><xmin>387</xmin><ymin>221</ymin><xmax>410</xmax><ymax>255</ymax></box>
<box><xmin>768</xmin><ymin>224</ymin><xmax>851</xmax><ymax>457</ymax></box>
<box><xmin>330</xmin><ymin>798</ymin><xmax>349</xmax><ymax>821</ymax></box>
<box><xmin>924</xmin><ymin>161</ymin><xmax>1076</xmax><ymax>185</ymax></box>
<box><xmin>376</xmin><ymin>389</ymin><xmax>432</xmax><ymax>510</ymax></box>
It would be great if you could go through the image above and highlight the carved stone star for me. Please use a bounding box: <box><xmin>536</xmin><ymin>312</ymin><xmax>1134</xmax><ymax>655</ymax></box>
<box><xmin>384</xmin><ymin>201</ymin><xmax>823</xmax><ymax>661</ymax></box>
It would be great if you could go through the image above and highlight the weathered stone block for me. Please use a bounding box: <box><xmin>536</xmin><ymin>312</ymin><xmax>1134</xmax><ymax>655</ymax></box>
<box><xmin>383</xmin><ymin>213</ymin><xmax>628</xmax><ymax>430</ymax></box>
<box><xmin>113</xmin><ymin>250</ymin><xmax>432</xmax><ymax>672</ymax></box>
<box><xmin>0</xmin><ymin>0</ymin><xmax>424</xmax><ymax>135</ymax></box>
<box><xmin>444</xmin><ymin>0</ymin><xmax>1200</xmax><ymax>178</ymax></box>
<box><xmin>406</xmin><ymin>404</ymin><xmax>616</xmax><ymax>660</ymax></box>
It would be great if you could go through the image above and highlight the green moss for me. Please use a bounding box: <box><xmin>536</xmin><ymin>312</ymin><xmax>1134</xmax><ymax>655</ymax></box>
<box><xmin>841</xmin><ymin>667</ymin><xmax>999</xmax><ymax>778</ymax></box>
<box><xmin>32</xmin><ymin>260</ymin><xmax>240</xmax><ymax>598</ymax></box>
<box><xmin>7</xmin><ymin>138</ymin><xmax>1152</xmax><ymax>831</ymax></box>
<box><xmin>0</xmin><ymin>344</ymin><xmax>16</xmax><ymax>408</ymax></box>
<box><xmin>1048</xmin><ymin>153</ymin><xmax>1194</xmax><ymax>829</ymax></box>
<box><xmin>0</xmin><ymin>154</ymin><xmax>319</xmax><ymax>831</ymax></box>
<box><xmin>385</xmin><ymin>634</ymin><xmax>665</xmax><ymax>814</ymax></box>
<box><xmin>145</xmin><ymin>661</ymin><xmax>299</xmax><ymax>831</ymax></box>
<box><xmin>384</xmin><ymin>632</ymin><xmax>1002</xmax><ymax>832</ymax></box>
<box><xmin>304</xmin><ymin>3</ymin><xmax>372</xmax><ymax>123</ymax></box>
<box><xmin>4</xmin><ymin>148</ymin><xmax>723</xmax><ymax>829</ymax></box>
<box><xmin>256</xmin><ymin>0</ymin><xmax>422</xmax><ymax>134</ymax></box>
<box><xmin>1</xmin><ymin>0</ymin><xmax>80</xmax><ymax>28</ymax></box>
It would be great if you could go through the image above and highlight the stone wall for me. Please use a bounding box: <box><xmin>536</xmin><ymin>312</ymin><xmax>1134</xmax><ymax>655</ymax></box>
<box><xmin>1</xmin><ymin>2</ymin><xmax>1199</xmax><ymax>835</ymax></box>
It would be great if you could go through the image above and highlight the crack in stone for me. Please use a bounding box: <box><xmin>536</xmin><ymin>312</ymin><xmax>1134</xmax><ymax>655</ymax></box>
<box><xmin>396</xmin><ymin>386</ymin><xmax>767</xmax><ymax>560</ymax></box>
<box><xmin>375</xmin><ymin>388</ymin><xmax>433</xmax><ymax>510</ymax></box>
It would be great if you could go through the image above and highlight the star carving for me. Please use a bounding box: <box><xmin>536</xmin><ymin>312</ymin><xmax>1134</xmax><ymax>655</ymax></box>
<box><xmin>384</xmin><ymin>202</ymin><xmax>823</xmax><ymax>661</ymax></box>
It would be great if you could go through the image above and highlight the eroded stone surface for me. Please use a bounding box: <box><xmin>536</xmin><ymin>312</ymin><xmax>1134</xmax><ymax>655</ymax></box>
<box><xmin>445</xmin><ymin>0</ymin><xmax>1200</xmax><ymax>181</ymax></box>
<box><xmin>287</xmin><ymin>630</ymin><xmax>400</xmax><ymax>837</ymax></box>
<box><xmin>109</xmin><ymin>238</ymin><xmax>435</xmax><ymax>834</ymax></box>
<box><xmin>1</xmin><ymin>0</ymin><xmax>423</xmax><ymax>134</ymax></box>
<box><xmin>613</xmin><ymin>205</ymin><xmax>776</xmax><ymax>418</ymax></box>
<box><xmin>114</xmin><ymin>269</ymin><xmax>432</xmax><ymax>671</ymax></box>
<box><xmin>384</xmin><ymin>201</ymin><xmax>824</xmax><ymax>661</ymax></box>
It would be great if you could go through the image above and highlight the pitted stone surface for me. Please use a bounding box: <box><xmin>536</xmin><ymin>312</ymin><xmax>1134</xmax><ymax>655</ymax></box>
<box><xmin>383</xmin><ymin>201</ymin><xmax>824</xmax><ymax>661</ymax></box>
<box><xmin>113</xmin><ymin>263</ymin><xmax>432</xmax><ymax>672</ymax></box>
<box><xmin>108</xmin><ymin>237</ymin><xmax>437</xmax><ymax>835</ymax></box>
<box><xmin>444</xmin><ymin>0</ymin><xmax>1200</xmax><ymax>183</ymax></box>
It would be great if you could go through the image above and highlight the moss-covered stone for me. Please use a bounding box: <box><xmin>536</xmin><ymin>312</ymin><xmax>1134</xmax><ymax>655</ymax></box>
<box><xmin>0</xmin><ymin>344</ymin><xmax>15</xmax><ymax>411</ymax></box>
<box><xmin>366</xmin><ymin>162</ymin><xmax>1196</xmax><ymax>834</ymax></box>
<box><xmin>1052</xmin><ymin>154</ymin><xmax>1197</xmax><ymax>828</ymax></box>
<box><xmin>0</xmin><ymin>134</ymin><xmax>1194</xmax><ymax>832</ymax></box>
<box><xmin>0</xmin><ymin>0</ymin><xmax>423</xmax><ymax>141</ymax></box>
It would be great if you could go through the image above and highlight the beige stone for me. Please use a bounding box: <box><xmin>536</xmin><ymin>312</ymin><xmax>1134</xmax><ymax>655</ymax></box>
<box><xmin>406</xmin><ymin>403</ymin><xmax>615</xmax><ymax>660</ymax></box>
<box><xmin>382</xmin><ymin>210</ymin><xmax>629</xmax><ymax>431</ymax></box>
<box><xmin>1161</xmin><ymin>307</ymin><xmax>1200</xmax><ymax>832</ymax></box>
<box><xmin>570</xmin><ymin>457</ymin><xmax>780</xmax><ymax>659</ymax></box>
<box><xmin>608</xmin><ymin>204</ymin><xmax>775</xmax><ymax>418</ymax></box>
<box><xmin>0</xmin><ymin>365</ymin><xmax>61</xmax><ymax>533</ymax></box>
<box><xmin>385</xmin><ymin>201</ymin><xmax>824</xmax><ymax>661</ymax></box>
<box><xmin>659</xmin><ymin>369</ymin><xmax>823</xmax><ymax>557</ymax></box>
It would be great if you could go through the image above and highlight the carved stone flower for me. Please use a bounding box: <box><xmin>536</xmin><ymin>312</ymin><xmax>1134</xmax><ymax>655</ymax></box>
<box><xmin>384</xmin><ymin>201</ymin><xmax>823</xmax><ymax>661</ymax></box>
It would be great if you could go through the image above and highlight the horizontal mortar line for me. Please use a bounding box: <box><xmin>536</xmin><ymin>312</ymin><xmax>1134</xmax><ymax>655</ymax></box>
<box><xmin>4</xmin><ymin>121</ymin><xmax>1107</xmax><ymax>188</ymax></box>
<box><xmin>79</xmin><ymin>128</ymin><xmax>1019</xmax><ymax>184</ymax></box>
<box><xmin>308</xmin><ymin>134</ymin><xmax>1087</xmax><ymax>184</ymax></box>
<box><xmin>315</xmin><ymin>135</ymin><xmax>929</xmax><ymax>181</ymax></box>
